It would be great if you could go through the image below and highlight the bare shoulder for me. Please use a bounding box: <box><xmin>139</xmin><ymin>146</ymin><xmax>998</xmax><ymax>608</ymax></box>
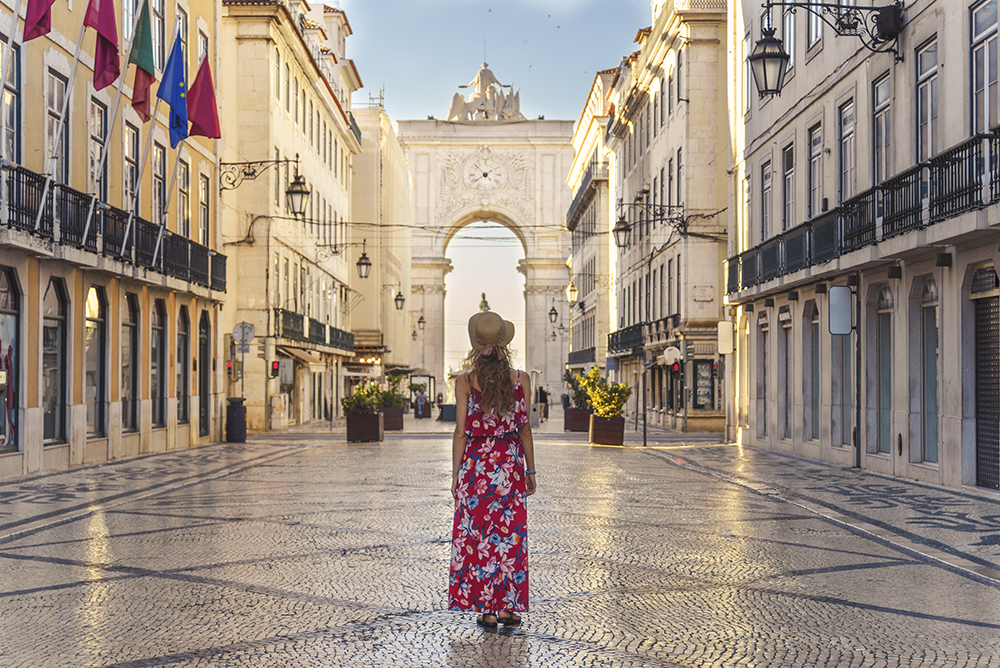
<box><xmin>512</xmin><ymin>369</ymin><xmax>528</xmax><ymax>385</ymax></box>
<box><xmin>456</xmin><ymin>373</ymin><xmax>471</xmax><ymax>390</ymax></box>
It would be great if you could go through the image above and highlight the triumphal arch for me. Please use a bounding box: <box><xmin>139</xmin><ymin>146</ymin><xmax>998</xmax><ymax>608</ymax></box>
<box><xmin>397</xmin><ymin>64</ymin><xmax>574</xmax><ymax>397</ymax></box>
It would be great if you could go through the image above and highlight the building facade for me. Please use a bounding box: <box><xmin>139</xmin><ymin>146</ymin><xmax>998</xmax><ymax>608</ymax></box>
<box><xmin>565</xmin><ymin>69</ymin><xmax>616</xmax><ymax>378</ymax></box>
<box><xmin>606</xmin><ymin>0</ymin><xmax>729</xmax><ymax>432</ymax></box>
<box><xmin>0</xmin><ymin>0</ymin><xmax>228</xmax><ymax>477</ymax></box>
<box><xmin>219</xmin><ymin>1</ymin><xmax>361</xmax><ymax>430</ymax></box>
<box><xmin>727</xmin><ymin>0</ymin><xmax>1000</xmax><ymax>492</ymax></box>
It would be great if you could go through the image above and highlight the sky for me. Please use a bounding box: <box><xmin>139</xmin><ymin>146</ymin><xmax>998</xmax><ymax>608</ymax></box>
<box><xmin>335</xmin><ymin>0</ymin><xmax>652</xmax><ymax>381</ymax></box>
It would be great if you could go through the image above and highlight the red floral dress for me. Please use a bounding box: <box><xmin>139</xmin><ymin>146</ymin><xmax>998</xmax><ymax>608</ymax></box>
<box><xmin>449</xmin><ymin>378</ymin><xmax>529</xmax><ymax>613</ymax></box>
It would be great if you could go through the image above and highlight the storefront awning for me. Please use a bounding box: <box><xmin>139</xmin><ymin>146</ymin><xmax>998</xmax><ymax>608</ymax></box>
<box><xmin>276</xmin><ymin>346</ymin><xmax>320</xmax><ymax>365</ymax></box>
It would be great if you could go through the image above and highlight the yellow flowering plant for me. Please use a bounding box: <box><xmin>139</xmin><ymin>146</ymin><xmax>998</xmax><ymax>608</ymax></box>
<box><xmin>578</xmin><ymin>367</ymin><xmax>632</xmax><ymax>418</ymax></box>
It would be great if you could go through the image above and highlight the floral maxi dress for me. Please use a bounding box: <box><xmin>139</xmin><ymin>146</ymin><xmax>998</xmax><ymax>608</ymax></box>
<box><xmin>449</xmin><ymin>379</ymin><xmax>529</xmax><ymax>613</ymax></box>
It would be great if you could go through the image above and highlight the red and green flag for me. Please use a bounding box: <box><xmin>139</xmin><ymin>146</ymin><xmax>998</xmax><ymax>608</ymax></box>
<box><xmin>128</xmin><ymin>0</ymin><xmax>155</xmax><ymax>122</ymax></box>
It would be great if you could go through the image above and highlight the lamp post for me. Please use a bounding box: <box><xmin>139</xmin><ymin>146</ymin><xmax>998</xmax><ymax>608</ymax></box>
<box><xmin>356</xmin><ymin>239</ymin><xmax>372</xmax><ymax>279</ymax></box>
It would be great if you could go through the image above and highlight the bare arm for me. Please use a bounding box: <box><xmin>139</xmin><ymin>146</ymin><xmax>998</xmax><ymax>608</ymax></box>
<box><xmin>451</xmin><ymin>374</ymin><xmax>471</xmax><ymax>498</ymax></box>
<box><xmin>517</xmin><ymin>370</ymin><xmax>537</xmax><ymax>496</ymax></box>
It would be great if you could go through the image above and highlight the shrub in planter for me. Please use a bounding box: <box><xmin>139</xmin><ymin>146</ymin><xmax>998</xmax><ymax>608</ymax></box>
<box><xmin>579</xmin><ymin>368</ymin><xmax>632</xmax><ymax>445</ymax></box>
<box><xmin>563</xmin><ymin>370</ymin><xmax>592</xmax><ymax>432</ymax></box>
<box><xmin>379</xmin><ymin>376</ymin><xmax>407</xmax><ymax>430</ymax></box>
<box><xmin>342</xmin><ymin>383</ymin><xmax>383</xmax><ymax>442</ymax></box>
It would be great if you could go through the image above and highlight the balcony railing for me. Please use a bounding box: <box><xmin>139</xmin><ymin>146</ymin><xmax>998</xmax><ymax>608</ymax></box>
<box><xmin>308</xmin><ymin>317</ymin><xmax>326</xmax><ymax>344</ymax></box>
<box><xmin>568</xmin><ymin>347</ymin><xmax>596</xmax><ymax>365</ymax></box>
<box><xmin>608</xmin><ymin>323</ymin><xmax>644</xmax><ymax>353</ymax></box>
<box><xmin>566</xmin><ymin>161</ymin><xmax>608</xmax><ymax>228</ymax></box>
<box><xmin>0</xmin><ymin>164</ymin><xmax>227</xmax><ymax>292</ymax></box>
<box><xmin>276</xmin><ymin>308</ymin><xmax>305</xmax><ymax>340</ymax></box>
<box><xmin>347</xmin><ymin>111</ymin><xmax>362</xmax><ymax>145</ymax></box>
<box><xmin>727</xmin><ymin>129</ymin><xmax>1000</xmax><ymax>296</ymax></box>
<box><xmin>328</xmin><ymin>325</ymin><xmax>354</xmax><ymax>352</ymax></box>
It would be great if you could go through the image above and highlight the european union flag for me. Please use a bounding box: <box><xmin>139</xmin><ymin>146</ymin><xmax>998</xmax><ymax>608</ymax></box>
<box><xmin>156</xmin><ymin>35</ymin><xmax>188</xmax><ymax>148</ymax></box>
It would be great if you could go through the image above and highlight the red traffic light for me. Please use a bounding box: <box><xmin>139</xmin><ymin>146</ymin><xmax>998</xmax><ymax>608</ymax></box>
<box><xmin>671</xmin><ymin>362</ymin><xmax>680</xmax><ymax>373</ymax></box>
<box><xmin>271</xmin><ymin>360</ymin><xmax>280</xmax><ymax>377</ymax></box>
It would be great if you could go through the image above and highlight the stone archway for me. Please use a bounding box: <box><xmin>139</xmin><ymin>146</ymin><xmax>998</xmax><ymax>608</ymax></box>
<box><xmin>398</xmin><ymin>68</ymin><xmax>574</xmax><ymax>397</ymax></box>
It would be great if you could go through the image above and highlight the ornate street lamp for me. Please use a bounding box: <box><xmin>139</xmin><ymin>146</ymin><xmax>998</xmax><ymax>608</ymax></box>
<box><xmin>566</xmin><ymin>281</ymin><xmax>579</xmax><ymax>305</ymax></box>
<box><xmin>749</xmin><ymin>26</ymin><xmax>789</xmax><ymax>98</ymax></box>
<box><xmin>417</xmin><ymin>315</ymin><xmax>426</xmax><ymax>330</ymax></box>
<box><xmin>613</xmin><ymin>215</ymin><xmax>631</xmax><ymax>248</ymax></box>
<box><xmin>285</xmin><ymin>174</ymin><xmax>310</xmax><ymax>218</ymax></box>
<box><xmin>394</xmin><ymin>290</ymin><xmax>406</xmax><ymax>310</ymax></box>
<box><xmin>356</xmin><ymin>239</ymin><xmax>372</xmax><ymax>279</ymax></box>
<box><xmin>412</xmin><ymin>330</ymin><xmax>418</xmax><ymax>341</ymax></box>
<box><xmin>548</xmin><ymin>306</ymin><xmax>558</xmax><ymax>323</ymax></box>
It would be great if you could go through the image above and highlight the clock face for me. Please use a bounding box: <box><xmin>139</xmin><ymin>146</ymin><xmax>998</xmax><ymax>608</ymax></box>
<box><xmin>466</xmin><ymin>157</ymin><xmax>503</xmax><ymax>189</ymax></box>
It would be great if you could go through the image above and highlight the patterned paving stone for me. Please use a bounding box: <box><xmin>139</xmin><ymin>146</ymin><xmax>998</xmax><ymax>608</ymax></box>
<box><xmin>0</xmin><ymin>433</ymin><xmax>997</xmax><ymax>667</ymax></box>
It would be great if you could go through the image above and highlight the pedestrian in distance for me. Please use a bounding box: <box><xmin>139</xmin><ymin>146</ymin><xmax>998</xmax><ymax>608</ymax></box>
<box><xmin>415</xmin><ymin>387</ymin><xmax>426</xmax><ymax>418</ymax></box>
<box><xmin>449</xmin><ymin>311</ymin><xmax>537</xmax><ymax>628</ymax></box>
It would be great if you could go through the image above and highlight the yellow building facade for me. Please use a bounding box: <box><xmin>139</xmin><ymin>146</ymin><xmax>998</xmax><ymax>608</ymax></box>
<box><xmin>0</xmin><ymin>0</ymin><xmax>228</xmax><ymax>477</ymax></box>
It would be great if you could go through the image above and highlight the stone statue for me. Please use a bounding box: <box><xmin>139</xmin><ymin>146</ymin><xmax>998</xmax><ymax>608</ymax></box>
<box><xmin>479</xmin><ymin>292</ymin><xmax>491</xmax><ymax>312</ymax></box>
<box><xmin>447</xmin><ymin>63</ymin><xmax>526</xmax><ymax>122</ymax></box>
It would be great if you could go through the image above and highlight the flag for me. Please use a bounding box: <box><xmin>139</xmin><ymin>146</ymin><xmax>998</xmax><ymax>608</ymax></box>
<box><xmin>187</xmin><ymin>58</ymin><xmax>220</xmax><ymax>139</ymax></box>
<box><xmin>128</xmin><ymin>0</ymin><xmax>155</xmax><ymax>122</ymax></box>
<box><xmin>23</xmin><ymin>0</ymin><xmax>55</xmax><ymax>41</ymax></box>
<box><xmin>83</xmin><ymin>0</ymin><xmax>121</xmax><ymax>90</ymax></box>
<box><xmin>156</xmin><ymin>35</ymin><xmax>187</xmax><ymax>148</ymax></box>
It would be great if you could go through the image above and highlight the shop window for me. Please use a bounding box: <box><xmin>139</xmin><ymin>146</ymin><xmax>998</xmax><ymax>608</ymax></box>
<box><xmin>122</xmin><ymin>293</ymin><xmax>139</xmax><ymax>432</ymax></box>
<box><xmin>177</xmin><ymin>306</ymin><xmax>189</xmax><ymax>424</ymax></box>
<box><xmin>85</xmin><ymin>286</ymin><xmax>106</xmax><ymax>436</ymax></box>
<box><xmin>151</xmin><ymin>299</ymin><xmax>166</xmax><ymax>427</ymax></box>
<box><xmin>0</xmin><ymin>269</ymin><xmax>17</xmax><ymax>451</ymax></box>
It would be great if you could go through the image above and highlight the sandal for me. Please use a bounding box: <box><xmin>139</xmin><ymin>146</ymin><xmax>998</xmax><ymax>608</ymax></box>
<box><xmin>497</xmin><ymin>610</ymin><xmax>521</xmax><ymax>626</ymax></box>
<box><xmin>476</xmin><ymin>612</ymin><xmax>498</xmax><ymax>628</ymax></box>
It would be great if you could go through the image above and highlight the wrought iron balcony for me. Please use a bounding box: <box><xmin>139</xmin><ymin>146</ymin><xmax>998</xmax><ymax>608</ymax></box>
<box><xmin>328</xmin><ymin>325</ymin><xmax>355</xmax><ymax>352</ymax></box>
<box><xmin>726</xmin><ymin>130</ymin><xmax>1000</xmax><ymax>296</ymax></box>
<box><xmin>308</xmin><ymin>317</ymin><xmax>327</xmax><ymax>345</ymax></box>
<box><xmin>566</xmin><ymin>161</ymin><xmax>608</xmax><ymax>230</ymax></box>
<box><xmin>567</xmin><ymin>347</ymin><xmax>596</xmax><ymax>365</ymax></box>
<box><xmin>0</xmin><ymin>163</ymin><xmax>227</xmax><ymax>292</ymax></box>
<box><xmin>275</xmin><ymin>308</ymin><xmax>305</xmax><ymax>340</ymax></box>
<box><xmin>608</xmin><ymin>323</ymin><xmax>645</xmax><ymax>354</ymax></box>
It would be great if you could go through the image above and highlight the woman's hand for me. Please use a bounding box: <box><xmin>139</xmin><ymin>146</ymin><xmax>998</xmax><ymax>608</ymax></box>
<box><xmin>525</xmin><ymin>473</ymin><xmax>536</xmax><ymax>496</ymax></box>
<box><xmin>451</xmin><ymin>473</ymin><xmax>459</xmax><ymax>500</ymax></box>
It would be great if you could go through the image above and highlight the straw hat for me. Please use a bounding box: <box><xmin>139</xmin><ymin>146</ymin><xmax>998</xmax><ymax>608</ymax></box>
<box><xmin>468</xmin><ymin>311</ymin><xmax>515</xmax><ymax>351</ymax></box>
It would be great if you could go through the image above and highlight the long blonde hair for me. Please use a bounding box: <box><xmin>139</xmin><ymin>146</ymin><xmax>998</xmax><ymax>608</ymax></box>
<box><xmin>463</xmin><ymin>345</ymin><xmax>515</xmax><ymax>415</ymax></box>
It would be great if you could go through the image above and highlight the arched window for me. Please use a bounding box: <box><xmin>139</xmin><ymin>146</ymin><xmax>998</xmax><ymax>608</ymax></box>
<box><xmin>876</xmin><ymin>286</ymin><xmax>893</xmax><ymax>453</ymax></box>
<box><xmin>43</xmin><ymin>279</ymin><xmax>66</xmax><ymax>443</ymax></box>
<box><xmin>177</xmin><ymin>306</ymin><xmax>189</xmax><ymax>424</ymax></box>
<box><xmin>0</xmin><ymin>269</ymin><xmax>18</xmax><ymax>451</ymax></box>
<box><xmin>122</xmin><ymin>294</ymin><xmax>139</xmax><ymax>432</ymax></box>
<box><xmin>151</xmin><ymin>299</ymin><xmax>166</xmax><ymax>427</ymax></box>
<box><xmin>85</xmin><ymin>286</ymin><xmax>106</xmax><ymax>436</ymax></box>
<box><xmin>921</xmin><ymin>279</ymin><xmax>939</xmax><ymax>462</ymax></box>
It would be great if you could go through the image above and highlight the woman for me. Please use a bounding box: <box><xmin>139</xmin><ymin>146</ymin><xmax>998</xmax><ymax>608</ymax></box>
<box><xmin>449</xmin><ymin>311</ymin><xmax>537</xmax><ymax>628</ymax></box>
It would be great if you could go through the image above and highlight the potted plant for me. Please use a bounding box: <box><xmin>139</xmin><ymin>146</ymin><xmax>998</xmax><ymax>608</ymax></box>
<box><xmin>579</xmin><ymin>367</ymin><xmax>632</xmax><ymax>446</ymax></box>
<box><xmin>342</xmin><ymin>382</ymin><xmax>383</xmax><ymax>442</ymax></box>
<box><xmin>563</xmin><ymin>369</ymin><xmax>592</xmax><ymax>432</ymax></box>
<box><xmin>380</xmin><ymin>375</ymin><xmax>406</xmax><ymax>430</ymax></box>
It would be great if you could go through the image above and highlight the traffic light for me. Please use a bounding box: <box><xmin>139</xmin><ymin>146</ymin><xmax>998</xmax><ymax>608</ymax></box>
<box><xmin>271</xmin><ymin>360</ymin><xmax>280</xmax><ymax>377</ymax></box>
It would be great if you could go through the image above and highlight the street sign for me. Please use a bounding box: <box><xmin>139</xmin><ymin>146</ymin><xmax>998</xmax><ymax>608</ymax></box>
<box><xmin>233</xmin><ymin>322</ymin><xmax>255</xmax><ymax>344</ymax></box>
<box><xmin>236</xmin><ymin>343</ymin><xmax>250</xmax><ymax>354</ymax></box>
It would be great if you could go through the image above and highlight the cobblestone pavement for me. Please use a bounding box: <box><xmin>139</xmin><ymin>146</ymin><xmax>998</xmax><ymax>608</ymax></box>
<box><xmin>0</xmin><ymin>429</ymin><xmax>998</xmax><ymax>667</ymax></box>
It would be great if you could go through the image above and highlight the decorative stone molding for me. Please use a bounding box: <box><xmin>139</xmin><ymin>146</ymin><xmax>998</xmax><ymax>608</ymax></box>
<box><xmin>439</xmin><ymin>146</ymin><xmax>533</xmax><ymax>222</ymax></box>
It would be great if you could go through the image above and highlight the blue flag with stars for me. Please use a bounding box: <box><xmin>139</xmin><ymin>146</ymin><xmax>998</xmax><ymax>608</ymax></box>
<box><xmin>156</xmin><ymin>35</ymin><xmax>188</xmax><ymax>148</ymax></box>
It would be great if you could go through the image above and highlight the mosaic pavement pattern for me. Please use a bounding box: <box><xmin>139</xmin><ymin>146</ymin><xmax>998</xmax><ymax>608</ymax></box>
<box><xmin>0</xmin><ymin>433</ymin><xmax>997</xmax><ymax>667</ymax></box>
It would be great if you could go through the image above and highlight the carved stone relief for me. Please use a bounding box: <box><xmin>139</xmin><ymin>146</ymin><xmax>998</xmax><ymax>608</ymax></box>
<box><xmin>438</xmin><ymin>146</ymin><xmax>533</xmax><ymax>223</ymax></box>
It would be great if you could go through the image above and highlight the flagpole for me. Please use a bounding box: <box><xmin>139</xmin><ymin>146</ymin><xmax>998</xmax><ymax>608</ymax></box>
<box><xmin>120</xmin><ymin>95</ymin><xmax>161</xmax><ymax>257</ymax></box>
<box><xmin>34</xmin><ymin>16</ymin><xmax>88</xmax><ymax>231</ymax></box>
<box><xmin>0</xmin><ymin>0</ymin><xmax>24</xmax><ymax>163</ymax></box>
<box><xmin>81</xmin><ymin>5</ymin><xmax>145</xmax><ymax>249</ymax></box>
<box><xmin>151</xmin><ymin>145</ymin><xmax>181</xmax><ymax>266</ymax></box>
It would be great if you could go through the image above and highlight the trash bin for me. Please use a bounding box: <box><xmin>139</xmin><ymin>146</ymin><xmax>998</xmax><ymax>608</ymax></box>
<box><xmin>226</xmin><ymin>397</ymin><xmax>247</xmax><ymax>442</ymax></box>
<box><xmin>561</xmin><ymin>393</ymin><xmax>570</xmax><ymax>410</ymax></box>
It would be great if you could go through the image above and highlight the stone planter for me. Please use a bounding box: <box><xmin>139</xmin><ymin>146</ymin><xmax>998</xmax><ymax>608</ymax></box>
<box><xmin>382</xmin><ymin>406</ymin><xmax>404</xmax><ymax>430</ymax></box>
<box><xmin>346</xmin><ymin>412</ymin><xmax>384</xmax><ymax>442</ymax></box>
<box><xmin>589</xmin><ymin>415</ymin><xmax>625</xmax><ymax>446</ymax></box>
<box><xmin>564</xmin><ymin>407</ymin><xmax>591</xmax><ymax>432</ymax></box>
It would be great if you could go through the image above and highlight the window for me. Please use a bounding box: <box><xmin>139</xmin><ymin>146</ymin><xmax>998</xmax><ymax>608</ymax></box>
<box><xmin>283</xmin><ymin>258</ymin><xmax>290</xmax><ymax>308</ymax></box>
<box><xmin>0</xmin><ymin>269</ymin><xmax>17</xmax><ymax>451</ymax></box>
<box><xmin>178</xmin><ymin>160</ymin><xmax>190</xmax><ymax>237</ymax></box>
<box><xmin>43</xmin><ymin>279</ymin><xmax>66</xmax><ymax>443</ymax></box>
<box><xmin>804</xmin><ymin>304</ymin><xmax>820</xmax><ymax>441</ymax></box>
<box><xmin>839</xmin><ymin>101</ymin><xmax>855</xmax><ymax>202</ymax></box>
<box><xmin>782</xmin><ymin>144</ymin><xmax>795</xmax><ymax>230</ymax></box>
<box><xmin>808</xmin><ymin>125</ymin><xmax>822</xmax><ymax>218</ymax></box>
<box><xmin>780</xmin><ymin>308</ymin><xmax>793</xmax><ymax>439</ymax></box>
<box><xmin>122</xmin><ymin>294</ymin><xmax>138</xmax><ymax>432</ymax></box>
<box><xmin>89</xmin><ymin>99</ymin><xmax>107</xmax><ymax>199</ymax></box>
<box><xmin>677</xmin><ymin>49</ymin><xmax>682</xmax><ymax>103</ymax></box>
<box><xmin>153</xmin><ymin>142</ymin><xmax>166</xmax><ymax>223</ymax></box>
<box><xmin>177</xmin><ymin>9</ymin><xmax>188</xmax><ymax>76</ymax></box>
<box><xmin>2</xmin><ymin>41</ymin><xmax>19</xmax><ymax>162</ymax></box>
<box><xmin>274</xmin><ymin>49</ymin><xmax>281</xmax><ymax>101</ymax></box>
<box><xmin>177</xmin><ymin>307</ymin><xmax>189</xmax><ymax>424</ymax></box>
<box><xmin>198</xmin><ymin>174</ymin><xmax>209</xmax><ymax>246</ymax></box>
<box><xmin>293</xmin><ymin>78</ymin><xmax>299</xmax><ymax>125</ymax></box>
<box><xmin>917</xmin><ymin>40</ymin><xmax>938</xmax><ymax>161</ymax></box>
<box><xmin>676</xmin><ymin>254</ymin><xmax>682</xmax><ymax>319</ymax></box>
<box><xmin>284</xmin><ymin>64</ymin><xmax>290</xmax><ymax>113</ymax></box>
<box><xmin>758</xmin><ymin>317</ymin><xmax>769</xmax><ymax>438</ymax></box>
<box><xmin>676</xmin><ymin>148</ymin><xmax>683</xmax><ymax>204</ymax></box>
<box><xmin>151</xmin><ymin>299</ymin><xmax>166</xmax><ymax>427</ymax></box>
<box><xmin>668</xmin><ymin>74</ymin><xmax>674</xmax><ymax>115</ymax></box>
<box><xmin>152</xmin><ymin>0</ymin><xmax>164</xmax><ymax>70</ymax></box>
<box><xmin>46</xmin><ymin>71</ymin><xmax>68</xmax><ymax>183</ymax></box>
<box><xmin>85</xmin><ymin>286</ymin><xmax>106</xmax><ymax>436</ymax></box>
<box><xmin>783</xmin><ymin>9</ymin><xmax>795</xmax><ymax>69</ymax></box>
<box><xmin>807</xmin><ymin>0</ymin><xmax>822</xmax><ymax>46</ymax></box>
<box><xmin>921</xmin><ymin>279</ymin><xmax>939</xmax><ymax>462</ymax></box>
<box><xmin>668</xmin><ymin>159</ymin><xmax>674</xmax><ymax>206</ymax></box>
<box><xmin>125</xmin><ymin>123</ymin><xmax>139</xmax><ymax>208</ymax></box>
<box><xmin>123</xmin><ymin>0</ymin><xmax>137</xmax><ymax>40</ymax></box>
<box><xmin>744</xmin><ymin>174</ymin><xmax>752</xmax><ymax>243</ymax></box>
<box><xmin>198</xmin><ymin>30</ymin><xmax>208</xmax><ymax>65</ymax></box>
<box><xmin>653</xmin><ymin>93</ymin><xmax>658</xmax><ymax>137</ymax></box>
<box><xmin>873</xmin><ymin>76</ymin><xmax>891</xmax><ymax>184</ymax></box>
<box><xmin>743</xmin><ymin>33</ymin><xmax>751</xmax><ymax>114</ymax></box>
<box><xmin>876</xmin><ymin>286</ymin><xmax>893</xmax><ymax>453</ymax></box>
<box><xmin>274</xmin><ymin>253</ymin><xmax>280</xmax><ymax>305</ymax></box>
<box><xmin>835</xmin><ymin>331</ymin><xmax>852</xmax><ymax>446</ymax></box>
<box><xmin>761</xmin><ymin>161</ymin><xmax>772</xmax><ymax>241</ymax></box>
<box><xmin>973</xmin><ymin>0</ymin><xmax>998</xmax><ymax>132</ymax></box>
<box><xmin>309</xmin><ymin>100</ymin><xmax>314</xmax><ymax>145</ymax></box>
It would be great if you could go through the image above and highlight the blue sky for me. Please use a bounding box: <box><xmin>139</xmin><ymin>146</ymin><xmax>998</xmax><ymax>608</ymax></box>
<box><xmin>337</xmin><ymin>0</ymin><xmax>651</xmax><ymax>382</ymax></box>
